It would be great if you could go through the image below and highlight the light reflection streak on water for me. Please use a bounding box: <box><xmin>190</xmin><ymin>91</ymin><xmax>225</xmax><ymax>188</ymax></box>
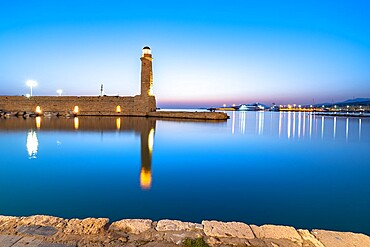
<box><xmin>231</xmin><ymin>111</ymin><xmax>235</xmax><ymax>135</ymax></box>
<box><xmin>240</xmin><ymin>111</ymin><xmax>246</xmax><ymax>134</ymax></box>
<box><xmin>298</xmin><ymin>112</ymin><xmax>301</xmax><ymax>138</ymax></box>
<box><xmin>74</xmin><ymin>117</ymin><xmax>79</xmax><ymax>130</ymax></box>
<box><xmin>116</xmin><ymin>118</ymin><xmax>121</xmax><ymax>130</ymax></box>
<box><xmin>333</xmin><ymin>117</ymin><xmax>337</xmax><ymax>140</ymax></box>
<box><xmin>303</xmin><ymin>113</ymin><xmax>306</xmax><ymax>137</ymax></box>
<box><xmin>36</xmin><ymin>117</ymin><xmax>41</xmax><ymax>129</ymax></box>
<box><xmin>310</xmin><ymin>114</ymin><xmax>312</xmax><ymax>139</ymax></box>
<box><xmin>26</xmin><ymin>130</ymin><xmax>38</xmax><ymax>159</ymax></box>
<box><xmin>287</xmin><ymin>112</ymin><xmax>291</xmax><ymax>139</ymax></box>
<box><xmin>346</xmin><ymin>118</ymin><xmax>349</xmax><ymax>141</ymax></box>
<box><xmin>292</xmin><ymin>112</ymin><xmax>296</xmax><ymax>138</ymax></box>
<box><xmin>148</xmin><ymin>128</ymin><xmax>154</xmax><ymax>154</ymax></box>
<box><xmin>359</xmin><ymin>119</ymin><xmax>362</xmax><ymax>141</ymax></box>
<box><xmin>321</xmin><ymin>116</ymin><xmax>325</xmax><ymax>140</ymax></box>
<box><xmin>278</xmin><ymin>112</ymin><xmax>282</xmax><ymax>137</ymax></box>
<box><xmin>270</xmin><ymin>112</ymin><xmax>273</xmax><ymax>133</ymax></box>
<box><xmin>258</xmin><ymin>111</ymin><xmax>264</xmax><ymax>135</ymax></box>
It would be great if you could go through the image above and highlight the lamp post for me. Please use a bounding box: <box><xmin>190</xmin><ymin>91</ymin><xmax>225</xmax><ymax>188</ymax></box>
<box><xmin>26</xmin><ymin>80</ymin><xmax>37</xmax><ymax>97</ymax></box>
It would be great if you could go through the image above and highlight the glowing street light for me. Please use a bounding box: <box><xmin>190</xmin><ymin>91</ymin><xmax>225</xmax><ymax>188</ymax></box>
<box><xmin>26</xmin><ymin>80</ymin><xmax>37</xmax><ymax>97</ymax></box>
<box><xmin>56</xmin><ymin>89</ymin><xmax>63</xmax><ymax>96</ymax></box>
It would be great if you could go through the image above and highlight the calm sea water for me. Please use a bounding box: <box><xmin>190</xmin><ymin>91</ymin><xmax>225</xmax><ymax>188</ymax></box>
<box><xmin>0</xmin><ymin>111</ymin><xmax>369</xmax><ymax>234</ymax></box>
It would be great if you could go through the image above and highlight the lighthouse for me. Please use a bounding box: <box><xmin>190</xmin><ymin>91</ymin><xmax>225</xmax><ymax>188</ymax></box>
<box><xmin>140</xmin><ymin>46</ymin><xmax>153</xmax><ymax>96</ymax></box>
<box><xmin>134</xmin><ymin>46</ymin><xmax>156</xmax><ymax>114</ymax></box>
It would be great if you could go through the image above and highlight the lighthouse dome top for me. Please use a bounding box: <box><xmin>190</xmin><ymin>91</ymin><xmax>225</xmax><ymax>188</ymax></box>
<box><xmin>142</xmin><ymin>46</ymin><xmax>152</xmax><ymax>56</ymax></box>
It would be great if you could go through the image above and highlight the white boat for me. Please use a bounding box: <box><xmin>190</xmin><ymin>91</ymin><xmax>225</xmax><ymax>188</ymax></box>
<box><xmin>238</xmin><ymin>103</ymin><xmax>265</xmax><ymax>111</ymax></box>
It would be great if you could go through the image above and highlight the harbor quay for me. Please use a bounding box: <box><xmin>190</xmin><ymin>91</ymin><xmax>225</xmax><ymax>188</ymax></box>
<box><xmin>0</xmin><ymin>47</ymin><xmax>228</xmax><ymax>121</ymax></box>
<box><xmin>1</xmin><ymin>215</ymin><xmax>370</xmax><ymax>247</ymax></box>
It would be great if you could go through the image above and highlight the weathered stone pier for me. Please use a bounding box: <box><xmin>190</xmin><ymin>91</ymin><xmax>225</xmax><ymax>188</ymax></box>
<box><xmin>0</xmin><ymin>47</ymin><xmax>228</xmax><ymax>121</ymax></box>
<box><xmin>1</xmin><ymin>215</ymin><xmax>369</xmax><ymax>247</ymax></box>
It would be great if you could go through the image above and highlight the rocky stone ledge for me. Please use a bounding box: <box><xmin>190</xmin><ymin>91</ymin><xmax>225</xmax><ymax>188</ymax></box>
<box><xmin>0</xmin><ymin>215</ymin><xmax>369</xmax><ymax>247</ymax></box>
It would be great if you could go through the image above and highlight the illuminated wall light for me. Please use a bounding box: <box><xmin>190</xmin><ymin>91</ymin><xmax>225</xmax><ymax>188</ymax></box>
<box><xmin>35</xmin><ymin>116</ymin><xmax>41</xmax><ymax>129</ymax></box>
<box><xmin>74</xmin><ymin>117</ymin><xmax>79</xmax><ymax>130</ymax></box>
<box><xmin>73</xmin><ymin>106</ymin><xmax>79</xmax><ymax>114</ymax></box>
<box><xmin>116</xmin><ymin>105</ymin><xmax>121</xmax><ymax>113</ymax></box>
<box><xmin>35</xmin><ymin>106</ymin><xmax>42</xmax><ymax>114</ymax></box>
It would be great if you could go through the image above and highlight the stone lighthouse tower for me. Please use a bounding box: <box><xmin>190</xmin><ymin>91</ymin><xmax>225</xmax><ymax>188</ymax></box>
<box><xmin>134</xmin><ymin>46</ymin><xmax>156</xmax><ymax>114</ymax></box>
<box><xmin>141</xmin><ymin>46</ymin><xmax>153</xmax><ymax>96</ymax></box>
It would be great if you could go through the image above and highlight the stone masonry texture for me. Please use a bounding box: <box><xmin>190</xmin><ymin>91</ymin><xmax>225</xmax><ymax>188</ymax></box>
<box><xmin>1</xmin><ymin>215</ymin><xmax>370</xmax><ymax>247</ymax></box>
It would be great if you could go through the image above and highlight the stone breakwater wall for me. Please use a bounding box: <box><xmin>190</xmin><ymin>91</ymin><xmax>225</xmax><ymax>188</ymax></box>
<box><xmin>0</xmin><ymin>96</ymin><xmax>156</xmax><ymax>116</ymax></box>
<box><xmin>1</xmin><ymin>216</ymin><xmax>369</xmax><ymax>247</ymax></box>
<box><xmin>148</xmin><ymin>111</ymin><xmax>229</xmax><ymax>120</ymax></box>
<box><xmin>0</xmin><ymin>96</ymin><xmax>228</xmax><ymax>120</ymax></box>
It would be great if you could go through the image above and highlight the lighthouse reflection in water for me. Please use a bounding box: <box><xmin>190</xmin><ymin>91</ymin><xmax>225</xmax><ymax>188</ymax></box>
<box><xmin>22</xmin><ymin>116</ymin><xmax>155</xmax><ymax>190</ymax></box>
<box><xmin>1</xmin><ymin>112</ymin><xmax>370</xmax><ymax>235</ymax></box>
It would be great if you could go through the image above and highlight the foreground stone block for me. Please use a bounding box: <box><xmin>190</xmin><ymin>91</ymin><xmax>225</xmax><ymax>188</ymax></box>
<box><xmin>20</xmin><ymin>215</ymin><xmax>67</xmax><ymax>228</ymax></box>
<box><xmin>0</xmin><ymin>216</ymin><xmax>19</xmax><ymax>230</ymax></box>
<box><xmin>202</xmin><ymin>220</ymin><xmax>254</xmax><ymax>239</ymax></box>
<box><xmin>64</xmin><ymin>218</ymin><xmax>109</xmax><ymax>235</ymax></box>
<box><xmin>311</xmin><ymin>229</ymin><xmax>370</xmax><ymax>247</ymax></box>
<box><xmin>263</xmin><ymin>238</ymin><xmax>301</xmax><ymax>247</ymax></box>
<box><xmin>251</xmin><ymin>224</ymin><xmax>302</xmax><ymax>245</ymax></box>
<box><xmin>39</xmin><ymin>243</ymin><xmax>76</xmax><ymax>247</ymax></box>
<box><xmin>156</xmin><ymin>220</ymin><xmax>203</xmax><ymax>231</ymax></box>
<box><xmin>0</xmin><ymin>235</ymin><xmax>22</xmax><ymax>247</ymax></box>
<box><xmin>17</xmin><ymin>225</ymin><xmax>58</xmax><ymax>236</ymax></box>
<box><xmin>109</xmin><ymin>219</ymin><xmax>153</xmax><ymax>234</ymax></box>
<box><xmin>163</xmin><ymin>231</ymin><xmax>203</xmax><ymax>245</ymax></box>
<box><xmin>297</xmin><ymin>229</ymin><xmax>325</xmax><ymax>247</ymax></box>
<box><xmin>0</xmin><ymin>216</ymin><xmax>18</xmax><ymax>223</ymax></box>
<box><xmin>12</xmin><ymin>236</ymin><xmax>43</xmax><ymax>247</ymax></box>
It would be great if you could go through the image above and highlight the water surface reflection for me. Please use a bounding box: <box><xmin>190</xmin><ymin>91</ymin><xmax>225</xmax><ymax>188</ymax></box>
<box><xmin>229</xmin><ymin>111</ymin><xmax>366</xmax><ymax>142</ymax></box>
<box><xmin>1</xmin><ymin>113</ymin><xmax>369</xmax><ymax>235</ymax></box>
<box><xmin>2</xmin><ymin>117</ymin><xmax>160</xmax><ymax>190</ymax></box>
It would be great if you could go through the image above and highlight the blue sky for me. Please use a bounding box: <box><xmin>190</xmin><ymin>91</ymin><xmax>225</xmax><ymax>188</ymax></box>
<box><xmin>0</xmin><ymin>0</ymin><xmax>369</xmax><ymax>107</ymax></box>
